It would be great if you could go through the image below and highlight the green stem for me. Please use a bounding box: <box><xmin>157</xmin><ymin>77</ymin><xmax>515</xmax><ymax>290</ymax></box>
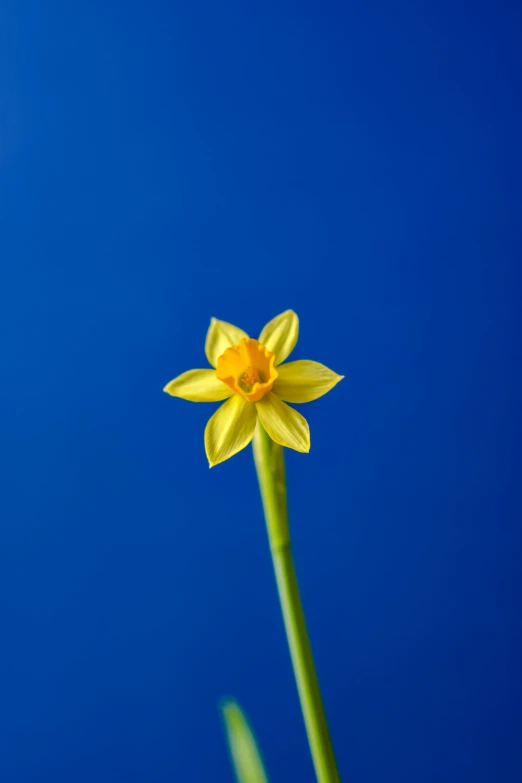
<box><xmin>252</xmin><ymin>424</ymin><xmax>341</xmax><ymax>783</ymax></box>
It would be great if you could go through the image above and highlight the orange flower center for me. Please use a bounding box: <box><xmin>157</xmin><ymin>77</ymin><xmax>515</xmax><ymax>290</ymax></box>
<box><xmin>216</xmin><ymin>338</ymin><xmax>278</xmax><ymax>402</ymax></box>
<box><xmin>239</xmin><ymin>366</ymin><xmax>264</xmax><ymax>390</ymax></box>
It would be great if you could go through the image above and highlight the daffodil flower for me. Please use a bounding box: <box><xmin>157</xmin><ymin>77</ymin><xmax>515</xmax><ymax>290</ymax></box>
<box><xmin>163</xmin><ymin>310</ymin><xmax>343</xmax><ymax>467</ymax></box>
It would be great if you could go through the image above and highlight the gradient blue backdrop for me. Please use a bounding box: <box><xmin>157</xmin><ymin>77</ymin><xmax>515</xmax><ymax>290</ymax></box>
<box><xmin>1</xmin><ymin>1</ymin><xmax>521</xmax><ymax>781</ymax></box>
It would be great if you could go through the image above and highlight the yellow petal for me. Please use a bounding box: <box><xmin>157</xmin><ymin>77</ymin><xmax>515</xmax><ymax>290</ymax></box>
<box><xmin>258</xmin><ymin>310</ymin><xmax>299</xmax><ymax>365</ymax></box>
<box><xmin>273</xmin><ymin>360</ymin><xmax>344</xmax><ymax>403</ymax></box>
<box><xmin>205</xmin><ymin>395</ymin><xmax>257</xmax><ymax>467</ymax></box>
<box><xmin>163</xmin><ymin>369</ymin><xmax>232</xmax><ymax>402</ymax></box>
<box><xmin>205</xmin><ymin>318</ymin><xmax>249</xmax><ymax>367</ymax></box>
<box><xmin>256</xmin><ymin>393</ymin><xmax>310</xmax><ymax>453</ymax></box>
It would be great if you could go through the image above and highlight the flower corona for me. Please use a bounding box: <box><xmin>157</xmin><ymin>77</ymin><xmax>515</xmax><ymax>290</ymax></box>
<box><xmin>217</xmin><ymin>338</ymin><xmax>278</xmax><ymax>402</ymax></box>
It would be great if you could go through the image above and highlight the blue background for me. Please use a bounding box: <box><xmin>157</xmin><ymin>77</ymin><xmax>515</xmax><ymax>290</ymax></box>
<box><xmin>1</xmin><ymin>1</ymin><xmax>521</xmax><ymax>781</ymax></box>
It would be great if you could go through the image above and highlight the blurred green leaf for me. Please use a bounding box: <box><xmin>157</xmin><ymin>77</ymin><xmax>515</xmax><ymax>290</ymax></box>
<box><xmin>220</xmin><ymin>699</ymin><xmax>270</xmax><ymax>783</ymax></box>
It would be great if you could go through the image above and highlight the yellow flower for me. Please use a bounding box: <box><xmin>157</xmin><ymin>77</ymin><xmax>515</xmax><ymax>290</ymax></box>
<box><xmin>163</xmin><ymin>310</ymin><xmax>343</xmax><ymax>467</ymax></box>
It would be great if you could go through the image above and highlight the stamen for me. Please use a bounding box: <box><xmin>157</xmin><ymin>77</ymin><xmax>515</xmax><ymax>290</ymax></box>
<box><xmin>238</xmin><ymin>366</ymin><xmax>266</xmax><ymax>392</ymax></box>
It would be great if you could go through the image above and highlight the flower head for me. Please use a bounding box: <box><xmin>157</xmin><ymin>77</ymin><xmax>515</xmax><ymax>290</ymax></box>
<box><xmin>163</xmin><ymin>310</ymin><xmax>343</xmax><ymax>467</ymax></box>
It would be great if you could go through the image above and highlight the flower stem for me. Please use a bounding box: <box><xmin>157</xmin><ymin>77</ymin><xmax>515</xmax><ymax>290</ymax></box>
<box><xmin>252</xmin><ymin>424</ymin><xmax>341</xmax><ymax>783</ymax></box>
